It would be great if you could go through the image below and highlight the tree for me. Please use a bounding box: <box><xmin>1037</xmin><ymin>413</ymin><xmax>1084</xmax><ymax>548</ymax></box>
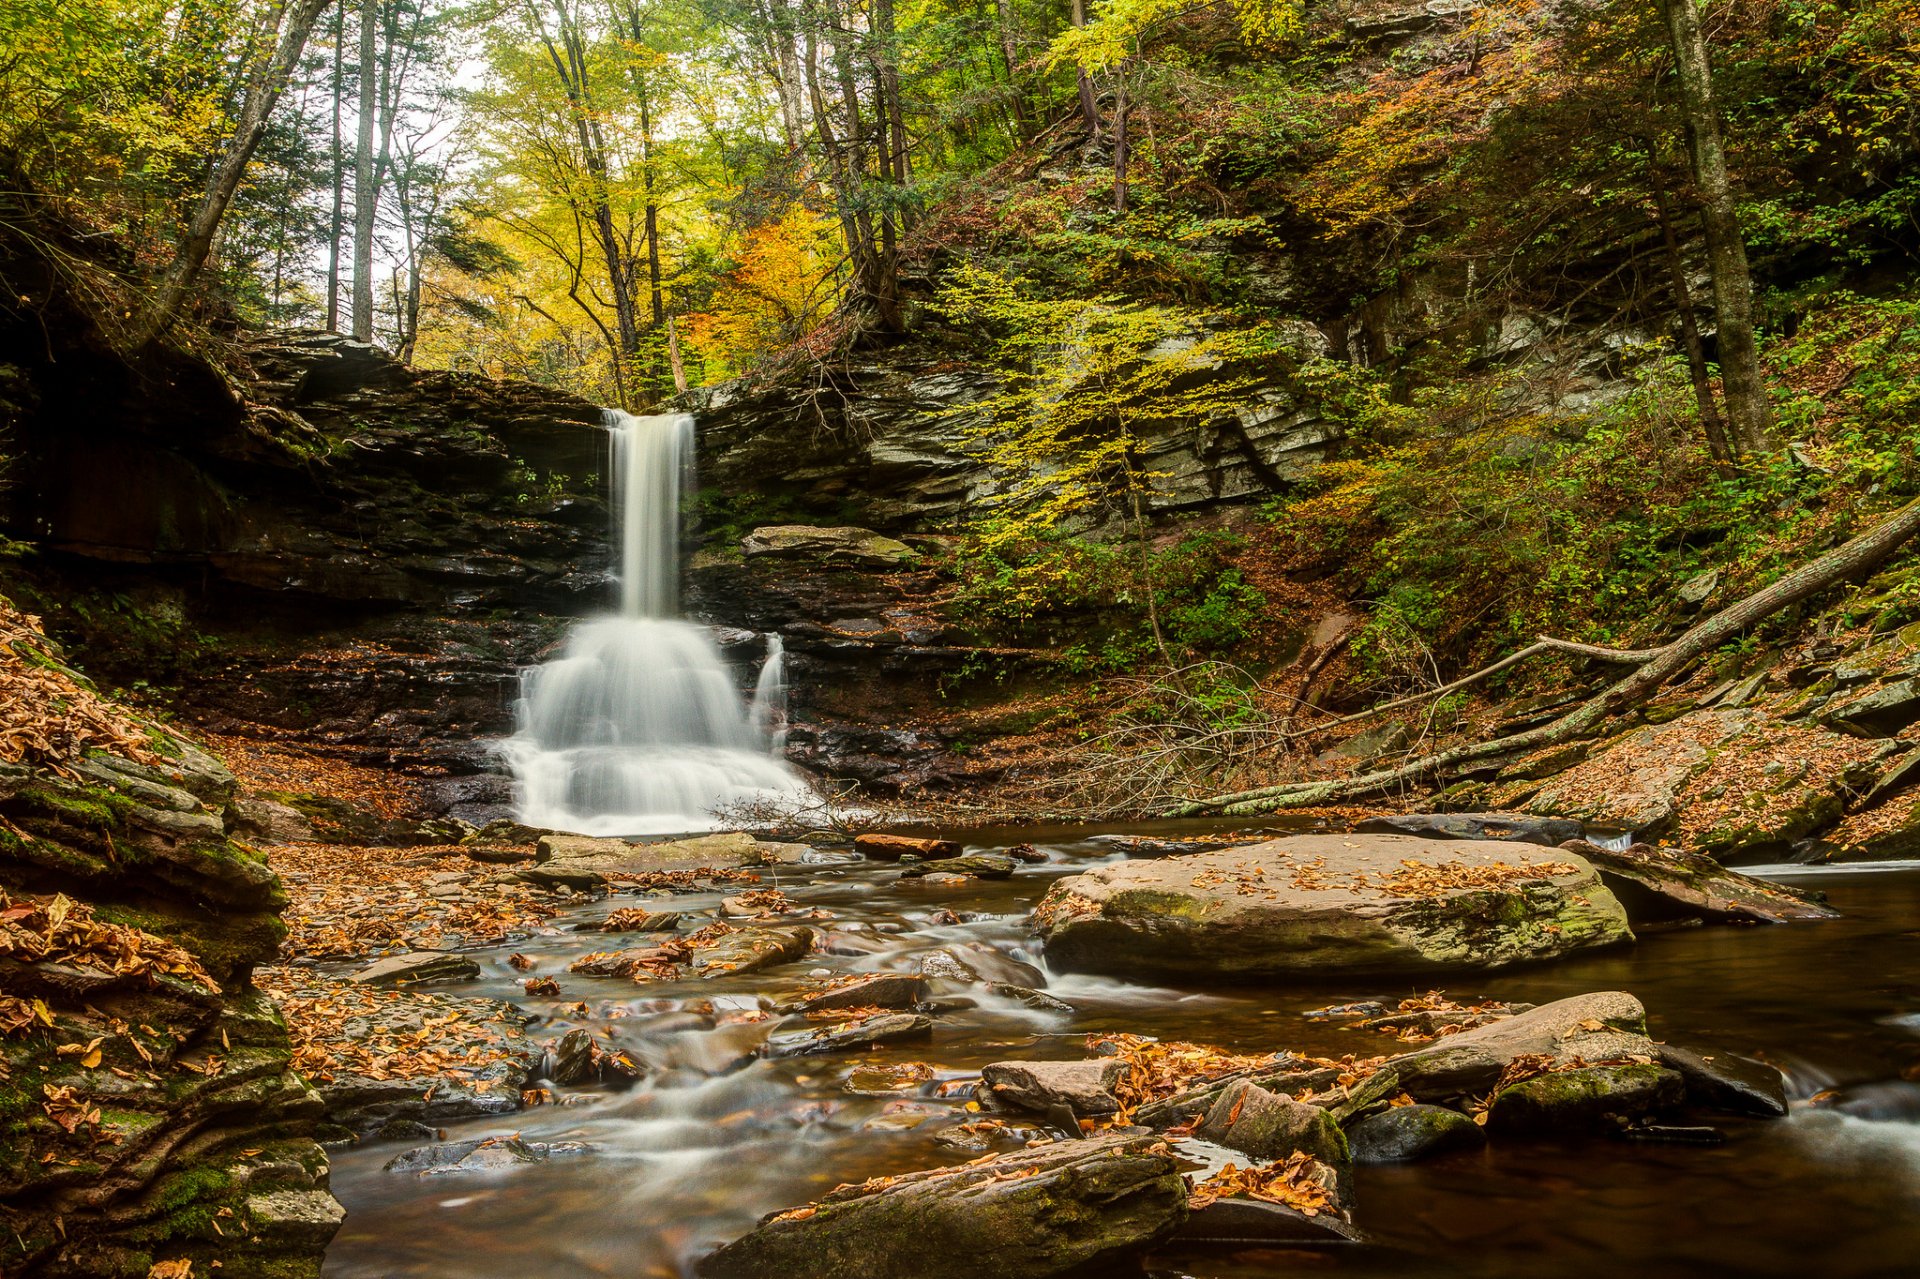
<box><xmin>1657</xmin><ymin>0</ymin><xmax>1772</xmax><ymax>456</ymax></box>
<box><xmin>133</xmin><ymin>0</ymin><xmax>339</xmax><ymax>345</ymax></box>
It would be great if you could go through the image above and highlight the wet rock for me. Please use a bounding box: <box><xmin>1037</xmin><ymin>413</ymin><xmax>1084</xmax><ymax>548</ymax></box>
<box><xmin>513</xmin><ymin>864</ymin><xmax>608</xmax><ymax>892</ymax></box>
<box><xmin>800</xmin><ymin>972</ymin><xmax>930</xmax><ymax>1012</ymax></box>
<box><xmin>1348</xmin><ymin>1104</ymin><xmax>1485</xmax><ymax>1163</ymax></box>
<box><xmin>348</xmin><ymin>951</ymin><xmax>481</xmax><ymax>986</ymax></box>
<box><xmin>1486</xmin><ymin>1062</ymin><xmax>1684</xmax><ymax>1134</ymax></box>
<box><xmin>550</xmin><ymin>1028</ymin><xmax>600</xmax><ymax>1085</ymax></box>
<box><xmin>1005</xmin><ymin>843</ymin><xmax>1049</xmax><ymax>863</ymax></box>
<box><xmin>1037</xmin><ymin>834</ymin><xmax>1632</xmax><ymax>980</ymax></box>
<box><xmin>931</xmin><ymin>1119</ymin><xmax>1049</xmax><ymax>1152</ymax></box>
<box><xmin>768</xmin><ymin>1013</ymin><xmax>935</xmax><ymax>1057</ymax></box>
<box><xmin>1175</xmin><ymin>1196</ymin><xmax>1364</xmax><ymax>1245</ymax></box>
<box><xmin>982</xmin><ymin>1059</ymin><xmax>1126</xmax><ymax>1118</ymax></box>
<box><xmin>1657</xmin><ymin>1044</ymin><xmax>1789</xmax><ymax>1118</ymax></box>
<box><xmin>899</xmin><ymin>854</ymin><xmax>1016</xmax><ymax>880</ymax></box>
<box><xmin>742</xmin><ymin>524</ymin><xmax>918</xmax><ymax>566</ymax></box>
<box><xmin>1563</xmin><ymin>839</ymin><xmax>1837</xmax><ymax>923</ymax></box>
<box><xmin>572</xmin><ymin>926</ymin><xmax>814</xmax><ymax>981</ymax></box>
<box><xmin>1133</xmin><ymin>1058</ymin><xmax>1346</xmax><ymax>1131</ymax></box>
<box><xmin>538</xmin><ymin>830</ymin><xmax>786</xmax><ymax>872</ymax></box>
<box><xmin>598</xmin><ymin>908</ymin><xmax>683</xmax><ymax>932</ymax></box>
<box><xmin>696</xmin><ymin>1133</ymin><xmax>1188</xmax><ymax>1279</ymax></box>
<box><xmin>1356</xmin><ymin>812</ymin><xmax>1582</xmax><ymax>847</ymax></box>
<box><xmin>918</xmin><ymin>944</ymin><xmax>1046</xmax><ymax>988</ymax></box>
<box><xmin>384</xmin><ymin>1136</ymin><xmax>594</xmax><ymax>1175</ymax></box>
<box><xmin>1389</xmin><ymin>991</ymin><xmax>1656</xmax><ymax>1101</ymax></box>
<box><xmin>856</xmin><ymin>833</ymin><xmax>962</xmax><ymax>860</ymax></box>
<box><xmin>990</xmin><ymin>983</ymin><xmax>1073</xmax><ymax>1012</ymax></box>
<box><xmin>1197</xmin><ymin>1082</ymin><xmax>1351</xmax><ymax>1198</ymax></box>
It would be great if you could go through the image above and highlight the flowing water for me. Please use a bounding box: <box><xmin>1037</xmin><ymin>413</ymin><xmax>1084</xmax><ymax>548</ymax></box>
<box><xmin>319</xmin><ymin>833</ymin><xmax>1920</xmax><ymax>1279</ymax></box>
<box><xmin>504</xmin><ymin>411</ymin><xmax>807</xmax><ymax>835</ymax></box>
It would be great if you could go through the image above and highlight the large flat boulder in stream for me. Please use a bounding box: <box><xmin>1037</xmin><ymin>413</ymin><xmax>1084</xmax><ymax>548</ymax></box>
<box><xmin>696</xmin><ymin>1133</ymin><xmax>1187</xmax><ymax>1279</ymax></box>
<box><xmin>741</xmin><ymin>524</ymin><xmax>917</xmax><ymax>567</ymax></box>
<box><xmin>1560</xmin><ymin>839</ymin><xmax>1837</xmax><ymax>924</ymax></box>
<box><xmin>1034</xmin><ymin>834</ymin><xmax>1631</xmax><ymax>980</ymax></box>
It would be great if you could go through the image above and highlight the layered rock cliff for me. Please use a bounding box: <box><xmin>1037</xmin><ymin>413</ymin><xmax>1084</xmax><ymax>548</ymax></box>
<box><xmin>0</xmin><ymin>603</ymin><xmax>339</xmax><ymax>1277</ymax></box>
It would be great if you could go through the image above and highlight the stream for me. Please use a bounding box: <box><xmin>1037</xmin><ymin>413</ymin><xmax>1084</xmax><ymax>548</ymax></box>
<box><xmin>316</xmin><ymin>826</ymin><xmax>1920</xmax><ymax>1279</ymax></box>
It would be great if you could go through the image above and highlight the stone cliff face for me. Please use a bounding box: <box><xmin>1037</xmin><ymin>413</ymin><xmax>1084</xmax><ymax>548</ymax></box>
<box><xmin>0</xmin><ymin>613</ymin><xmax>338</xmax><ymax>1277</ymax></box>
<box><xmin>6</xmin><ymin>324</ymin><xmax>1324</xmax><ymax>809</ymax></box>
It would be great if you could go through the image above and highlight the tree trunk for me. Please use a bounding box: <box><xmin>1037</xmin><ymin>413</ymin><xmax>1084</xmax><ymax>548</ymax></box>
<box><xmin>1646</xmin><ymin>145</ymin><xmax>1732</xmax><ymax>468</ymax></box>
<box><xmin>990</xmin><ymin>0</ymin><xmax>1032</xmax><ymax>140</ymax></box>
<box><xmin>326</xmin><ymin>0</ymin><xmax>345</xmax><ymax>331</ymax></box>
<box><xmin>1071</xmin><ymin>0</ymin><xmax>1099</xmax><ymax>141</ymax></box>
<box><xmin>1659</xmin><ymin>0</ymin><xmax>1772</xmax><ymax>455</ymax></box>
<box><xmin>352</xmin><ymin>0</ymin><xmax>378</xmax><ymax>341</ymax></box>
<box><xmin>133</xmin><ymin>0</ymin><xmax>337</xmax><ymax>346</ymax></box>
<box><xmin>1175</xmin><ymin>495</ymin><xmax>1920</xmax><ymax>814</ymax></box>
<box><xmin>1112</xmin><ymin>66</ymin><xmax>1130</xmax><ymax>214</ymax></box>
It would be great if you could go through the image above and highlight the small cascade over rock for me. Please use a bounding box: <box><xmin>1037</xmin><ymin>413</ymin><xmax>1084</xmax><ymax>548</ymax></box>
<box><xmin>506</xmin><ymin>410</ymin><xmax>807</xmax><ymax>834</ymax></box>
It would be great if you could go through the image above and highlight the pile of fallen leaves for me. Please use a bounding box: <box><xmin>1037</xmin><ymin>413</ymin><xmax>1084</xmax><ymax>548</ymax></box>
<box><xmin>257</xmin><ymin>969</ymin><xmax>526</xmax><ymax>1084</ymax></box>
<box><xmin>200</xmin><ymin>731</ymin><xmax>422</xmax><ymax>821</ymax></box>
<box><xmin>0</xmin><ymin>889</ymin><xmax>217</xmax><ymax>992</ymax></box>
<box><xmin>1357</xmin><ymin>858</ymin><xmax>1577</xmax><ymax>897</ymax></box>
<box><xmin>1090</xmin><ymin>1033</ymin><xmax>1287</xmax><ymax>1119</ymax></box>
<box><xmin>0</xmin><ymin>599</ymin><xmax>162</xmax><ymax>772</ymax></box>
<box><xmin>1187</xmin><ymin>1152</ymin><xmax>1338</xmax><ymax>1217</ymax></box>
<box><xmin>269</xmin><ymin>842</ymin><xmax>558</xmax><ymax>960</ymax></box>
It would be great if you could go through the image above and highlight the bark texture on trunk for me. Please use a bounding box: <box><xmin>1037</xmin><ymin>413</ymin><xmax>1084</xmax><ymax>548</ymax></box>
<box><xmin>1660</xmin><ymin>0</ymin><xmax>1772</xmax><ymax>456</ymax></box>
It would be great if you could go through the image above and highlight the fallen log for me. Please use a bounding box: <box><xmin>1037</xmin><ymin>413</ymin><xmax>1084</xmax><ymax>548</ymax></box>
<box><xmin>1173</xmin><ymin>496</ymin><xmax>1920</xmax><ymax>816</ymax></box>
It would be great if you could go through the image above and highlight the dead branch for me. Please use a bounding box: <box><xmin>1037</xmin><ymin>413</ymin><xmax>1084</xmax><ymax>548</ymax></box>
<box><xmin>1172</xmin><ymin>496</ymin><xmax>1920</xmax><ymax>816</ymax></box>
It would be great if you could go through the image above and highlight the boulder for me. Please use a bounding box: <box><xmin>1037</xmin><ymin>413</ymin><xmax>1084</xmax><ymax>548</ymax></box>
<box><xmin>383</xmin><ymin>1136</ymin><xmax>593</xmax><ymax>1175</ymax></box>
<box><xmin>1486</xmin><ymin>1063</ymin><xmax>1684</xmax><ymax>1134</ymax></box>
<box><xmin>800</xmin><ymin>972</ymin><xmax>930</xmax><ymax>1013</ymax></box>
<box><xmin>742</xmin><ymin>524</ymin><xmax>918</xmax><ymax>567</ymax></box>
<box><xmin>1562</xmin><ymin>839</ymin><xmax>1837</xmax><ymax>924</ymax></box>
<box><xmin>981</xmin><ymin>1059</ymin><xmax>1127</xmax><ymax>1118</ymax></box>
<box><xmin>990</xmin><ymin>983</ymin><xmax>1073</xmax><ymax>1012</ymax></box>
<box><xmin>1529</xmin><ymin>710</ymin><xmax>1754</xmax><ymax>835</ymax></box>
<box><xmin>1388</xmin><ymin>991</ymin><xmax>1656</xmax><ymax>1101</ymax></box>
<box><xmin>1822</xmin><ymin>677</ymin><xmax>1920</xmax><ymax>738</ymax></box>
<box><xmin>918</xmin><ymin>944</ymin><xmax>1046</xmax><ymax>988</ymax></box>
<box><xmin>1348</xmin><ymin>1104</ymin><xmax>1485</xmax><ymax>1163</ymax></box>
<box><xmin>571</xmin><ymin>926</ymin><xmax>814</xmax><ymax>982</ymax></box>
<box><xmin>899</xmin><ymin>854</ymin><xmax>1016</xmax><ymax>880</ymax></box>
<box><xmin>1657</xmin><ymin>1044</ymin><xmax>1789</xmax><ymax>1118</ymax></box>
<box><xmin>1356</xmin><ymin>812</ymin><xmax>1582</xmax><ymax>847</ymax></box>
<box><xmin>768</xmin><ymin>1013</ymin><xmax>935</xmax><ymax>1057</ymax></box>
<box><xmin>1133</xmin><ymin>1058</ymin><xmax>1345</xmax><ymax>1131</ymax></box>
<box><xmin>228</xmin><ymin>795</ymin><xmax>318</xmax><ymax>842</ymax></box>
<box><xmin>348</xmin><ymin>951</ymin><xmax>481</xmax><ymax>986</ymax></box>
<box><xmin>1175</xmin><ymin>1197</ymin><xmax>1364</xmax><ymax>1245</ymax></box>
<box><xmin>1036</xmin><ymin>835</ymin><xmax>1632</xmax><ymax>980</ymax></box>
<box><xmin>696</xmin><ymin>1134</ymin><xmax>1188</xmax><ymax>1279</ymax></box>
<box><xmin>856</xmin><ymin>833</ymin><xmax>962</xmax><ymax>860</ymax></box>
<box><xmin>1196</xmin><ymin>1082</ymin><xmax>1350</xmax><ymax>1196</ymax></box>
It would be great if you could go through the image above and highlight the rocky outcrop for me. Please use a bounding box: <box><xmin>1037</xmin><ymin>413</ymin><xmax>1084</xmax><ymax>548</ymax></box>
<box><xmin>696</xmin><ymin>1133</ymin><xmax>1189</xmax><ymax>1279</ymax></box>
<box><xmin>0</xmin><ymin>617</ymin><xmax>338</xmax><ymax>1277</ymax></box>
<box><xmin>1034</xmin><ymin>834</ymin><xmax>1632</xmax><ymax>979</ymax></box>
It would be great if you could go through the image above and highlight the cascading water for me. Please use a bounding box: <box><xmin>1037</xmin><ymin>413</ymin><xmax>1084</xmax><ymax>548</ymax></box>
<box><xmin>505</xmin><ymin>411</ymin><xmax>807</xmax><ymax>835</ymax></box>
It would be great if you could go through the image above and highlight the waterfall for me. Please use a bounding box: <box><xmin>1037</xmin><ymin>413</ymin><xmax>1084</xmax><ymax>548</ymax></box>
<box><xmin>750</xmin><ymin>634</ymin><xmax>787</xmax><ymax>752</ymax></box>
<box><xmin>504</xmin><ymin>410</ymin><xmax>807</xmax><ymax>835</ymax></box>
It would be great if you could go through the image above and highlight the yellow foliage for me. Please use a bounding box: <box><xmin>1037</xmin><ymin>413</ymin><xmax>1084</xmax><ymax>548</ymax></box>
<box><xmin>685</xmin><ymin>207</ymin><xmax>838</xmax><ymax>376</ymax></box>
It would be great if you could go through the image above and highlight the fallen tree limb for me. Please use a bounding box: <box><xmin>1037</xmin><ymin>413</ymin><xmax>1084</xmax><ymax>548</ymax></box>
<box><xmin>1172</xmin><ymin>495</ymin><xmax>1920</xmax><ymax>816</ymax></box>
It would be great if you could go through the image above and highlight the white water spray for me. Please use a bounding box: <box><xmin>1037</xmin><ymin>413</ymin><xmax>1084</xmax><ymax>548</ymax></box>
<box><xmin>505</xmin><ymin>411</ymin><xmax>807</xmax><ymax>835</ymax></box>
